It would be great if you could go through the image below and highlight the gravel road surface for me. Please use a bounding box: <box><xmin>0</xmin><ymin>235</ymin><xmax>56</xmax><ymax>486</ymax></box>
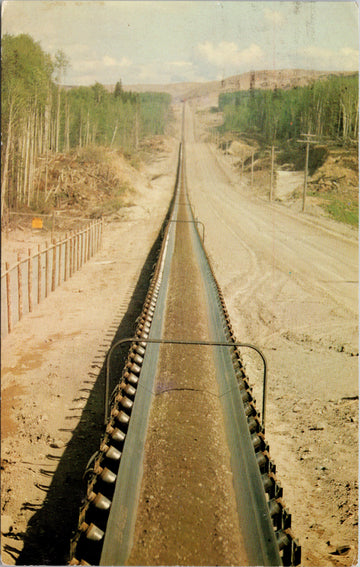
<box><xmin>184</xmin><ymin>102</ymin><xmax>358</xmax><ymax>566</ymax></box>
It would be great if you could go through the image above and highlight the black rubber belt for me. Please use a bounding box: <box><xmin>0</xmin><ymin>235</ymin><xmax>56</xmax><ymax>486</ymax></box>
<box><xmin>105</xmin><ymin>337</ymin><xmax>268</xmax><ymax>429</ymax></box>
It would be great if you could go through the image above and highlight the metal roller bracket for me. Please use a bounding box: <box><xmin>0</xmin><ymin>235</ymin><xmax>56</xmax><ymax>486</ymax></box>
<box><xmin>105</xmin><ymin>337</ymin><xmax>268</xmax><ymax>430</ymax></box>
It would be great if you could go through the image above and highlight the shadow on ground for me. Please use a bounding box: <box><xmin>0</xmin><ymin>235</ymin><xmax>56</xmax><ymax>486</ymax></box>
<box><xmin>12</xmin><ymin>224</ymin><xmax>167</xmax><ymax>565</ymax></box>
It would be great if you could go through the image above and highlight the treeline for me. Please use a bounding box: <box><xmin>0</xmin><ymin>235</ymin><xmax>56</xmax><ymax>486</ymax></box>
<box><xmin>1</xmin><ymin>33</ymin><xmax>172</xmax><ymax>216</ymax></box>
<box><xmin>218</xmin><ymin>74</ymin><xmax>359</xmax><ymax>145</ymax></box>
<box><xmin>65</xmin><ymin>85</ymin><xmax>171</xmax><ymax>149</ymax></box>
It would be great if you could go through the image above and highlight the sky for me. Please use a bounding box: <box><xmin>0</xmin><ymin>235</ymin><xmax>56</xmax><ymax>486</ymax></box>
<box><xmin>1</xmin><ymin>0</ymin><xmax>359</xmax><ymax>86</ymax></box>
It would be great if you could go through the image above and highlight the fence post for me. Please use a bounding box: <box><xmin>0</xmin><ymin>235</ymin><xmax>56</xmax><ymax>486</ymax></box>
<box><xmin>73</xmin><ymin>231</ymin><xmax>76</xmax><ymax>273</ymax></box>
<box><xmin>84</xmin><ymin>229</ymin><xmax>86</xmax><ymax>263</ymax></box>
<box><xmin>38</xmin><ymin>244</ymin><xmax>41</xmax><ymax>304</ymax></box>
<box><xmin>45</xmin><ymin>241</ymin><xmax>49</xmax><ymax>297</ymax></box>
<box><xmin>51</xmin><ymin>240</ymin><xmax>56</xmax><ymax>292</ymax></box>
<box><xmin>51</xmin><ymin>211</ymin><xmax>55</xmax><ymax>240</ymax></box>
<box><xmin>72</xmin><ymin>232</ymin><xmax>75</xmax><ymax>273</ymax></box>
<box><xmin>5</xmin><ymin>262</ymin><xmax>12</xmax><ymax>334</ymax></box>
<box><xmin>88</xmin><ymin>223</ymin><xmax>91</xmax><ymax>258</ymax></box>
<box><xmin>69</xmin><ymin>232</ymin><xmax>73</xmax><ymax>277</ymax></box>
<box><xmin>84</xmin><ymin>226</ymin><xmax>87</xmax><ymax>262</ymax></box>
<box><xmin>58</xmin><ymin>239</ymin><xmax>62</xmax><ymax>286</ymax></box>
<box><xmin>73</xmin><ymin>230</ymin><xmax>77</xmax><ymax>274</ymax></box>
<box><xmin>73</xmin><ymin>231</ymin><xmax>76</xmax><ymax>274</ymax></box>
<box><xmin>87</xmin><ymin>224</ymin><xmax>91</xmax><ymax>260</ymax></box>
<box><xmin>17</xmin><ymin>253</ymin><xmax>23</xmax><ymax>321</ymax></box>
<box><xmin>89</xmin><ymin>221</ymin><xmax>93</xmax><ymax>258</ymax></box>
<box><xmin>76</xmin><ymin>230</ymin><xmax>80</xmax><ymax>271</ymax></box>
<box><xmin>64</xmin><ymin>233</ymin><xmax>68</xmax><ymax>281</ymax></box>
<box><xmin>28</xmin><ymin>248</ymin><xmax>33</xmax><ymax>313</ymax></box>
<box><xmin>80</xmin><ymin>230</ymin><xmax>84</xmax><ymax>267</ymax></box>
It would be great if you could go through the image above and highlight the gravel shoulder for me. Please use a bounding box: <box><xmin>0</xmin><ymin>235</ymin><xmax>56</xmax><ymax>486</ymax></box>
<box><xmin>1</xmin><ymin>138</ymin><xmax>178</xmax><ymax>565</ymax></box>
<box><xmin>185</xmin><ymin>102</ymin><xmax>358</xmax><ymax>566</ymax></box>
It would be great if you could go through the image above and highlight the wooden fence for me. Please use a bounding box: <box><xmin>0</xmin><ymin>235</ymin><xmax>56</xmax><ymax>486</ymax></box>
<box><xmin>1</xmin><ymin>219</ymin><xmax>103</xmax><ymax>336</ymax></box>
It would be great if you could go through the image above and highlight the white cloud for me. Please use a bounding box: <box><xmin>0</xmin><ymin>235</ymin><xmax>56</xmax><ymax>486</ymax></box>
<box><xmin>102</xmin><ymin>55</ymin><xmax>132</xmax><ymax>68</ymax></box>
<box><xmin>119</xmin><ymin>56</ymin><xmax>132</xmax><ymax>68</ymax></box>
<box><xmin>71</xmin><ymin>54</ymin><xmax>132</xmax><ymax>76</ymax></box>
<box><xmin>301</xmin><ymin>46</ymin><xmax>359</xmax><ymax>71</ymax></box>
<box><xmin>66</xmin><ymin>56</ymin><xmax>197</xmax><ymax>86</ymax></box>
<box><xmin>134</xmin><ymin>60</ymin><xmax>201</xmax><ymax>85</ymax></box>
<box><xmin>102</xmin><ymin>56</ymin><xmax>118</xmax><ymax>67</ymax></box>
<box><xmin>338</xmin><ymin>48</ymin><xmax>359</xmax><ymax>70</ymax></box>
<box><xmin>70</xmin><ymin>43</ymin><xmax>91</xmax><ymax>55</ymax></box>
<box><xmin>169</xmin><ymin>61</ymin><xmax>193</xmax><ymax>69</ymax></box>
<box><xmin>264</xmin><ymin>9</ymin><xmax>286</xmax><ymax>27</ymax></box>
<box><xmin>72</xmin><ymin>59</ymin><xmax>97</xmax><ymax>72</ymax></box>
<box><xmin>197</xmin><ymin>41</ymin><xmax>264</xmax><ymax>68</ymax></box>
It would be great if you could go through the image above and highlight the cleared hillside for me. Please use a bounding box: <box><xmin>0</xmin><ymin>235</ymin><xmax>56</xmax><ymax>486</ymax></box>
<box><xmin>118</xmin><ymin>69</ymin><xmax>356</xmax><ymax>103</ymax></box>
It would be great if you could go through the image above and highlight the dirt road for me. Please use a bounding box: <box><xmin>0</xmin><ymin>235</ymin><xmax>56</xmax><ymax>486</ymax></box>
<box><xmin>184</xmin><ymin>102</ymin><xmax>358</xmax><ymax>566</ymax></box>
<box><xmin>1</xmin><ymin>101</ymin><xmax>358</xmax><ymax>566</ymax></box>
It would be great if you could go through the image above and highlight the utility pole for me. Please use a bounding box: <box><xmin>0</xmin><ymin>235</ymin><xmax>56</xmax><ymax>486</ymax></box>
<box><xmin>250</xmin><ymin>70</ymin><xmax>255</xmax><ymax>95</ymax></box>
<box><xmin>297</xmin><ymin>133</ymin><xmax>319</xmax><ymax>212</ymax></box>
<box><xmin>267</xmin><ymin>145</ymin><xmax>279</xmax><ymax>201</ymax></box>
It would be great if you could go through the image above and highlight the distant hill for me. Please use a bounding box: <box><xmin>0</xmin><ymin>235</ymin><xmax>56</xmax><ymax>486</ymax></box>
<box><xmin>115</xmin><ymin>69</ymin><xmax>356</xmax><ymax>105</ymax></box>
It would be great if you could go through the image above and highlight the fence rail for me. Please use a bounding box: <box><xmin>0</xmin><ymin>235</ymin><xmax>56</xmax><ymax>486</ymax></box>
<box><xmin>1</xmin><ymin>218</ymin><xmax>103</xmax><ymax>337</ymax></box>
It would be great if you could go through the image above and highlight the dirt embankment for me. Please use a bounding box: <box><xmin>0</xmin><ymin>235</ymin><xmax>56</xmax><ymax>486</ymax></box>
<box><xmin>226</xmin><ymin>139</ymin><xmax>357</xmax><ymax>219</ymax></box>
<box><xmin>1</xmin><ymin>135</ymin><xmax>175</xmax><ymax>269</ymax></box>
<box><xmin>194</xmin><ymin>103</ymin><xmax>359</xmax><ymax>225</ymax></box>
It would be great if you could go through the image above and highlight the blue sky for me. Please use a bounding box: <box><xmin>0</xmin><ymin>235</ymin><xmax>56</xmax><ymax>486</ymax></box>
<box><xmin>2</xmin><ymin>1</ymin><xmax>359</xmax><ymax>85</ymax></box>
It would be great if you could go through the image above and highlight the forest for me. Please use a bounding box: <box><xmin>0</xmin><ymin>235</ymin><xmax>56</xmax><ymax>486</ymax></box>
<box><xmin>1</xmin><ymin>34</ymin><xmax>172</xmax><ymax>217</ymax></box>
<box><xmin>218</xmin><ymin>74</ymin><xmax>359</xmax><ymax>145</ymax></box>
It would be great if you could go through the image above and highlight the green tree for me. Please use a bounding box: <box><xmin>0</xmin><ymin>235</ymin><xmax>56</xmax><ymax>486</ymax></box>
<box><xmin>114</xmin><ymin>79</ymin><xmax>123</xmax><ymax>98</ymax></box>
<box><xmin>1</xmin><ymin>33</ymin><xmax>54</xmax><ymax>213</ymax></box>
<box><xmin>219</xmin><ymin>75</ymin><xmax>358</xmax><ymax>146</ymax></box>
<box><xmin>1</xmin><ymin>33</ymin><xmax>173</xmax><ymax>217</ymax></box>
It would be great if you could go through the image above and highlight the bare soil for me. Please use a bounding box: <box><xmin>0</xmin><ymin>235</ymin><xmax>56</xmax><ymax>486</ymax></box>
<box><xmin>186</xmin><ymin>100</ymin><xmax>358</xmax><ymax>566</ymax></box>
<box><xmin>123</xmin><ymin>69</ymin><xmax>354</xmax><ymax>109</ymax></box>
<box><xmin>1</xmin><ymin>98</ymin><xmax>358</xmax><ymax>567</ymax></box>
<box><xmin>1</xmin><ymin>136</ymin><xmax>174</xmax><ymax>268</ymax></box>
<box><xmin>195</xmin><ymin>100</ymin><xmax>358</xmax><ymax>227</ymax></box>
<box><xmin>1</xmin><ymin>133</ymin><xmax>180</xmax><ymax>565</ymax></box>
